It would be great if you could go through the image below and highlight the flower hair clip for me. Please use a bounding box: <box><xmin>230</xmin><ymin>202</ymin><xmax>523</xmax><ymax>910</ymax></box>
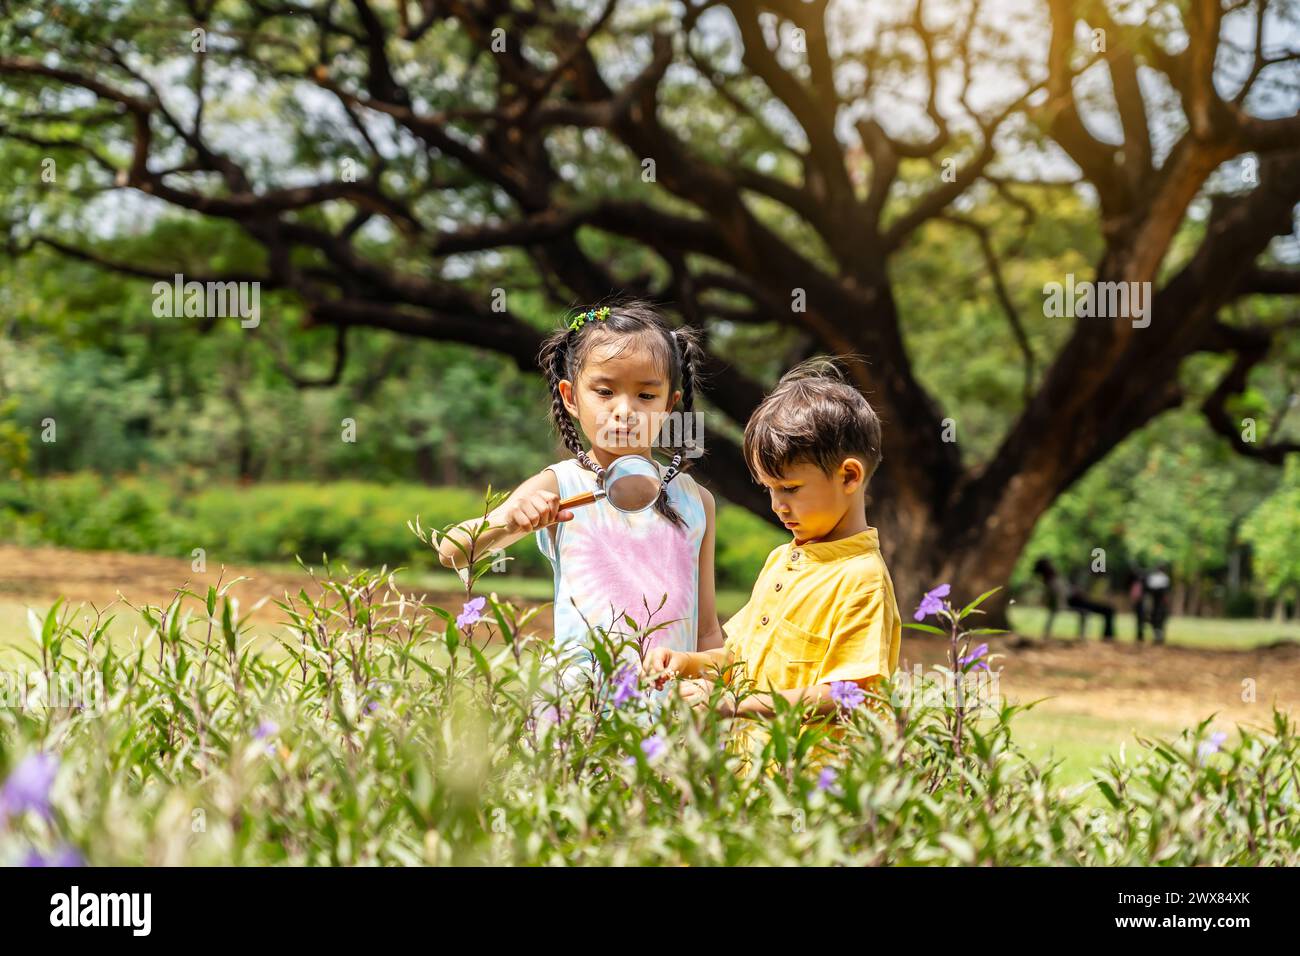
<box><xmin>568</xmin><ymin>305</ymin><xmax>611</xmax><ymax>332</ymax></box>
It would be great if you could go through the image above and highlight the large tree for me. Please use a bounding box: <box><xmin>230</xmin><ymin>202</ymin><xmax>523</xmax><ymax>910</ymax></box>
<box><xmin>2</xmin><ymin>0</ymin><xmax>1298</xmax><ymax>616</ymax></box>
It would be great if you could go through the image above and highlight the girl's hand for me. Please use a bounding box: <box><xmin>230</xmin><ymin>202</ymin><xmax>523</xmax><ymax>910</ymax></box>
<box><xmin>642</xmin><ymin>647</ymin><xmax>684</xmax><ymax>689</ymax></box>
<box><xmin>500</xmin><ymin>489</ymin><xmax>573</xmax><ymax>533</ymax></box>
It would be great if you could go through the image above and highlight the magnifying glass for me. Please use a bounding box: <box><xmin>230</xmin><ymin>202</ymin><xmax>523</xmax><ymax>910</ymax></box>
<box><xmin>557</xmin><ymin>455</ymin><xmax>663</xmax><ymax>515</ymax></box>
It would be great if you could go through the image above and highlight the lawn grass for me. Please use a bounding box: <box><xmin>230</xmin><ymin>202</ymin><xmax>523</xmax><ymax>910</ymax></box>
<box><xmin>1004</xmin><ymin>709</ymin><xmax>1186</xmax><ymax>807</ymax></box>
<box><xmin>1008</xmin><ymin>604</ymin><xmax>1300</xmax><ymax>650</ymax></box>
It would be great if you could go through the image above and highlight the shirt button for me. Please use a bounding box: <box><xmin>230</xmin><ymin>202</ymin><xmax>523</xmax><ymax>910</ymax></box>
<box><xmin>774</xmin><ymin>582</ymin><xmax>783</xmax><ymax>592</ymax></box>
<box><xmin>791</xmin><ymin>550</ymin><xmax>802</xmax><ymax>560</ymax></box>
<box><xmin>761</xmin><ymin>615</ymin><xmax>769</xmax><ymax>625</ymax></box>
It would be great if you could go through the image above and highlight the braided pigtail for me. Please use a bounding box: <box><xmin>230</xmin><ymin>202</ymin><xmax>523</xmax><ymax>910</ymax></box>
<box><xmin>538</xmin><ymin>326</ymin><xmax>607</xmax><ymax>486</ymax></box>
<box><xmin>649</xmin><ymin>325</ymin><xmax>706</xmax><ymax>529</ymax></box>
<box><xmin>672</xmin><ymin>325</ymin><xmax>705</xmax><ymax>460</ymax></box>
<box><xmin>651</xmin><ymin>461</ymin><xmax>686</xmax><ymax>527</ymax></box>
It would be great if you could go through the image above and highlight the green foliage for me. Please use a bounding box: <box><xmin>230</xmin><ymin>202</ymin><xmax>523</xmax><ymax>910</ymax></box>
<box><xmin>1</xmin><ymin>565</ymin><xmax>1295</xmax><ymax>866</ymax></box>
<box><xmin>0</xmin><ymin>245</ymin><xmax>558</xmax><ymax>488</ymax></box>
<box><xmin>1016</xmin><ymin>408</ymin><xmax>1283</xmax><ymax>591</ymax></box>
<box><xmin>0</xmin><ymin>473</ymin><xmax>517</xmax><ymax>573</ymax></box>
<box><xmin>713</xmin><ymin>501</ymin><xmax>788</xmax><ymax>590</ymax></box>
<box><xmin>0</xmin><ymin>396</ymin><xmax>30</xmax><ymax>480</ymax></box>
<box><xmin>0</xmin><ymin>472</ymin><xmax>191</xmax><ymax>554</ymax></box>
<box><xmin>186</xmin><ymin>481</ymin><xmax>500</xmax><ymax>571</ymax></box>
<box><xmin>1241</xmin><ymin>457</ymin><xmax>1300</xmax><ymax>599</ymax></box>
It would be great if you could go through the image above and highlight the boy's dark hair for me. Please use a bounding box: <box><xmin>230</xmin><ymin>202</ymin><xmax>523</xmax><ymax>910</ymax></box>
<box><xmin>743</xmin><ymin>356</ymin><xmax>883</xmax><ymax>483</ymax></box>
<box><xmin>536</xmin><ymin>296</ymin><xmax>704</xmax><ymax>529</ymax></box>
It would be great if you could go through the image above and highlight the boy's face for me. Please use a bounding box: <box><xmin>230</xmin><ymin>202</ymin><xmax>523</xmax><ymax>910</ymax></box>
<box><xmin>754</xmin><ymin>457</ymin><xmax>866</xmax><ymax>544</ymax></box>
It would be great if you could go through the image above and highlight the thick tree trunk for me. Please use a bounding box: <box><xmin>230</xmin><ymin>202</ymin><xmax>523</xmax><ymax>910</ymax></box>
<box><xmin>413</xmin><ymin>443</ymin><xmax>437</xmax><ymax>486</ymax></box>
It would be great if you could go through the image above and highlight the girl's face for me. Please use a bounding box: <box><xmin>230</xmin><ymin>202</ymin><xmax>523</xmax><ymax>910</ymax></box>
<box><xmin>558</xmin><ymin>338</ymin><xmax>681</xmax><ymax>465</ymax></box>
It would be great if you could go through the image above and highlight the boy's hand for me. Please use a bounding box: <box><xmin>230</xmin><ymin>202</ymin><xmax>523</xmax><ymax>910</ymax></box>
<box><xmin>642</xmin><ymin>647</ymin><xmax>685</xmax><ymax>690</ymax></box>
<box><xmin>679</xmin><ymin>678</ymin><xmax>736</xmax><ymax>716</ymax></box>
<box><xmin>500</xmin><ymin>489</ymin><xmax>573</xmax><ymax>533</ymax></box>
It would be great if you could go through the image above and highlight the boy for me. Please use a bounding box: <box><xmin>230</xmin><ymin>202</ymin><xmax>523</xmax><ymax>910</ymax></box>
<box><xmin>643</xmin><ymin>358</ymin><xmax>902</xmax><ymax>746</ymax></box>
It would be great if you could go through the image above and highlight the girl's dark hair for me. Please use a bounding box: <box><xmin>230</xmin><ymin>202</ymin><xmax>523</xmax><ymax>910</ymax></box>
<box><xmin>537</xmin><ymin>297</ymin><xmax>704</xmax><ymax>528</ymax></box>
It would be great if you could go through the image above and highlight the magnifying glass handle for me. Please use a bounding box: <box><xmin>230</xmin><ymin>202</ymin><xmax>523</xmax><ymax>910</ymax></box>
<box><xmin>557</xmin><ymin>489</ymin><xmax>606</xmax><ymax>510</ymax></box>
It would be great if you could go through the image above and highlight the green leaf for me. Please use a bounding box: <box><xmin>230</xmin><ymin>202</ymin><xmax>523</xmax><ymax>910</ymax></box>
<box><xmin>937</xmin><ymin>833</ymin><xmax>976</xmax><ymax>863</ymax></box>
<box><xmin>1094</xmin><ymin>779</ymin><xmax>1123</xmax><ymax>809</ymax></box>
<box><xmin>959</xmin><ymin>587</ymin><xmax>1001</xmax><ymax>620</ymax></box>
<box><xmin>468</xmin><ymin>643</ymin><xmax>492</xmax><ymax>680</ymax></box>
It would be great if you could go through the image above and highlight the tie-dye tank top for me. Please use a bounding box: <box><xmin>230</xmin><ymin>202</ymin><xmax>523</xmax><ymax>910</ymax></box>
<box><xmin>535</xmin><ymin>457</ymin><xmax>706</xmax><ymax>658</ymax></box>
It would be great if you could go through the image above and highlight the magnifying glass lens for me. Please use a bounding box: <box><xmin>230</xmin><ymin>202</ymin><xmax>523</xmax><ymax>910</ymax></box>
<box><xmin>555</xmin><ymin>455</ymin><xmax>664</xmax><ymax>517</ymax></box>
<box><xmin>607</xmin><ymin>473</ymin><xmax>660</xmax><ymax>511</ymax></box>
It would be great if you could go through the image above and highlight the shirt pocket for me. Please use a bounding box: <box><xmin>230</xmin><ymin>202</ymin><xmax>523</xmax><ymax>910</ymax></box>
<box><xmin>768</xmin><ymin>618</ymin><xmax>830</xmax><ymax>689</ymax></box>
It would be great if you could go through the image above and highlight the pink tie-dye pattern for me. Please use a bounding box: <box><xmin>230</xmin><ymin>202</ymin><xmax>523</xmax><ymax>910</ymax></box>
<box><xmin>564</xmin><ymin>517</ymin><xmax>694</xmax><ymax>648</ymax></box>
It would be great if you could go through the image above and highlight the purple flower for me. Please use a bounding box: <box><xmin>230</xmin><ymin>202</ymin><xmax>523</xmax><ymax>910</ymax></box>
<box><xmin>816</xmin><ymin>767</ymin><xmax>841</xmax><ymax>794</ymax></box>
<box><xmin>0</xmin><ymin>752</ymin><xmax>59</xmax><ymax>823</ymax></box>
<box><xmin>913</xmin><ymin>583</ymin><xmax>951</xmax><ymax>622</ymax></box>
<box><xmin>22</xmin><ymin>845</ymin><xmax>84</xmax><ymax>867</ymax></box>
<box><xmin>253</xmin><ymin>721</ymin><xmax>279</xmax><ymax>756</ymax></box>
<box><xmin>641</xmin><ymin>734</ymin><xmax>667</xmax><ymax>762</ymax></box>
<box><xmin>365</xmin><ymin>700</ymin><xmax>380</xmax><ymax>715</ymax></box>
<box><xmin>957</xmin><ymin>642</ymin><xmax>990</xmax><ymax>671</ymax></box>
<box><xmin>829</xmin><ymin>681</ymin><xmax>866</xmax><ymax>711</ymax></box>
<box><xmin>611</xmin><ymin>665</ymin><xmax>641</xmax><ymax>708</ymax></box>
<box><xmin>1198</xmin><ymin>731</ymin><xmax>1229</xmax><ymax>760</ymax></box>
<box><xmin>456</xmin><ymin>596</ymin><xmax>487</xmax><ymax>630</ymax></box>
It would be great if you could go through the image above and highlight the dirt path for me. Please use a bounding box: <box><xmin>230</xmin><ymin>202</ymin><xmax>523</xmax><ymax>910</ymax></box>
<box><xmin>899</xmin><ymin>632</ymin><xmax>1300</xmax><ymax>734</ymax></box>
<box><xmin>0</xmin><ymin>543</ymin><xmax>555</xmax><ymax>634</ymax></box>
<box><xmin>0</xmin><ymin>543</ymin><xmax>352</xmax><ymax>622</ymax></box>
<box><xmin>2</xmin><ymin>544</ymin><xmax>1295</xmax><ymax>733</ymax></box>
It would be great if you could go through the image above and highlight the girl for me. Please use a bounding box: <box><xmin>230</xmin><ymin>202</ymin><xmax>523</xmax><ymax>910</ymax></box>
<box><xmin>438</xmin><ymin>299</ymin><xmax>724</xmax><ymax>668</ymax></box>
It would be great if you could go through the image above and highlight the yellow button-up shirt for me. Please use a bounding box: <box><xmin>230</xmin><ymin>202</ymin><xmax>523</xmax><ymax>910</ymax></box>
<box><xmin>721</xmin><ymin>528</ymin><xmax>902</xmax><ymax>769</ymax></box>
<box><xmin>723</xmin><ymin>527</ymin><xmax>901</xmax><ymax>690</ymax></box>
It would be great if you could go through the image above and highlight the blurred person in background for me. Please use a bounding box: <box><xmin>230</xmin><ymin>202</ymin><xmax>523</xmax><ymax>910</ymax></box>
<box><xmin>1032</xmin><ymin>557</ymin><xmax>1116</xmax><ymax>641</ymax></box>
<box><xmin>1135</xmin><ymin>562</ymin><xmax>1173</xmax><ymax>645</ymax></box>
